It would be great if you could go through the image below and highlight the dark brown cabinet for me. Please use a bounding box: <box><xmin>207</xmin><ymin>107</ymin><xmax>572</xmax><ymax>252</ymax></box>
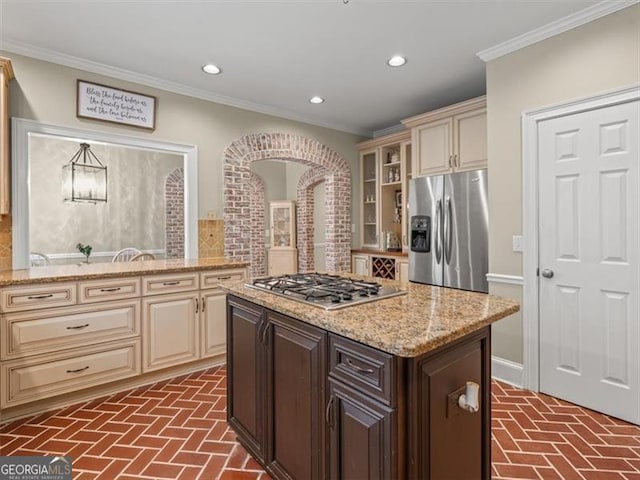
<box><xmin>328</xmin><ymin>379</ymin><xmax>394</xmax><ymax>480</ymax></box>
<box><xmin>266</xmin><ymin>311</ymin><xmax>326</xmax><ymax>480</ymax></box>
<box><xmin>227</xmin><ymin>295</ymin><xmax>491</xmax><ymax>480</ymax></box>
<box><xmin>227</xmin><ymin>296</ymin><xmax>267</xmax><ymax>463</ymax></box>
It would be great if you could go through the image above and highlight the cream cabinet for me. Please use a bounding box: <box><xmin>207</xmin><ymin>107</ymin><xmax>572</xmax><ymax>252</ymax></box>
<box><xmin>142</xmin><ymin>292</ymin><xmax>199</xmax><ymax>372</ymax></box>
<box><xmin>358</xmin><ymin>131</ymin><xmax>412</xmax><ymax>252</ymax></box>
<box><xmin>200</xmin><ymin>289</ymin><xmax>227</xmax><ymax>358</ymax></box>
<box><xmin>403</xmin><ymin>96</ymin><xmax>487</xmax><ymax>177</ymax></box>
<box><xmin>268</xmin><ymin>200</ymin><xmax>298</xmax><ymax>275</ymax></box>
<box><xmin>200</xmin><ymin>268</ymin><xmax>247</xmax><ymax>358</ymax></box>
<box><xmin>351</xmin><ymin>253</ymin><xmax>408</xmax><ymax>282</ymax></box>
<box><xmin>0</xmin><ymin>266</ymin><xmax>247</xmax><ymax>417</ymax></box>
<box><xmin>352</xmin><ymin>254</ymin><xmax>370</xmax><ymax>276</ymax></box>
<box><xmin>0</xmin><ymin>57</ymin><xmax>14</xmax><ymax>215</ymax></box>
<box><xmin>396</xmin><ymin>258</ymin><xmax>409</xmax><ymax>283</ymax></box>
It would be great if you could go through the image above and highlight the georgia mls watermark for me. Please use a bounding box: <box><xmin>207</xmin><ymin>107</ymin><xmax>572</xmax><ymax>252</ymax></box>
<box><xmin>0</xmin><ymin>456</ymin><xmax>72</xmax><ymax>480</ymax></box>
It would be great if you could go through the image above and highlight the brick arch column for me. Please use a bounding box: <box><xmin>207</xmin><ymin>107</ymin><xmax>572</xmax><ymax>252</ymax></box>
<box><xmin>296</xmin><ymin>167</ymin><xmax>327</xmax><ymax>272</ymax></box>
<box><xmin>223</xmin><ymin>133</ymin><xmax>351</xmax><ymax>274</ymax></box>
<box><xmin>165</xmin><ymin>167</ymin><xmax>184</xmax><ymax>259</ymax></box>
<box><xmin>249</xmin><ymin>171</ymin><xmax>266</xmax><ymax>277</ymax></box>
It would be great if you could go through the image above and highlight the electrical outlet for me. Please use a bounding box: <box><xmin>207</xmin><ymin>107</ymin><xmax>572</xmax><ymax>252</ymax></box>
<box><xmin>512</xmin><ymin>235</ymin><xmax>523</xmax><ymax>252</ymax></box>
<box><xmin>351</xmin><ymin>223</ymin><xmax>356</xmax><ymax>233</ymax></box>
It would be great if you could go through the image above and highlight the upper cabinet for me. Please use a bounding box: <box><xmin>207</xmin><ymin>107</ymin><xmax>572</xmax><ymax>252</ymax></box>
<box><xmin>269</xmin><ymin>200</ymin><xmax>296</xmax><ymax>249</ymax></box>
<box><xmin>0</xmin><ymin>57</ymin><xmax>14</xmax><ymax>216</ymax></box>
<box><xmin>357</xmin><ymin>131</ymin><xmax>411</xmax><ymax>251</ymax></box>
<box><xmin>403</xmin><ymin>96</ymin><xmax>487</xmax><ymax>177</ymax></box>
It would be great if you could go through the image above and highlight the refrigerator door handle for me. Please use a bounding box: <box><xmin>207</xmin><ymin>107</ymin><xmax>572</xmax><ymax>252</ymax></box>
<box><xmin>435</xmin><ymin>199</ymin><xmax>442</xmax><ymax>264</ymax></box>
<box><xmin>444</xmin><ymin>197</ymin><xmax>452</xmax><ymax>264</ymax></box>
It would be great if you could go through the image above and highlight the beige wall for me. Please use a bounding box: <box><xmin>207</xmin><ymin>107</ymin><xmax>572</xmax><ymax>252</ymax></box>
<box><xmin>487</xmin><ymin>5</ymin><xmax>640</xmax><ymax>363</ymax></box>
<box><xmin>1</xmin><ymin>51</ymin><xmax>365</xmax><ymax>269</ymax></box>
<box><xmin>29</xmin><ymin>135</ymin><xmax>182</xmax><ymax>260</ymax></box>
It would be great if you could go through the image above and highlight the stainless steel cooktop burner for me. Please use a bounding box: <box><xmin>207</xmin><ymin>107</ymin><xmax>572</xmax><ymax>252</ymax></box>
<box><xmin>246</xmin><ymin>273</ymin><xmax>406</xmax><ymax>310</ymax></box>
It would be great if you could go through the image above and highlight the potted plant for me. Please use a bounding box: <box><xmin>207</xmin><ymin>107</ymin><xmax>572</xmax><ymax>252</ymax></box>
<box><xmin>76</xmin><ymin>243</ymin><xmax>93</xmax><ymax>263</ymax></box>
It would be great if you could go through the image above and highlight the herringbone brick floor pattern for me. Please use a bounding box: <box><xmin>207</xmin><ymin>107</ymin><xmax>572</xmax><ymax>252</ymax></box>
<box><xmin>0</xmin><ymin>366</ymin><xmax>638</xmax><ymax>479</ymax></box>
<box><xmin>491</xmin><ymin>381</ymin><xmax>640</xmax><ymax>480</ymax></box>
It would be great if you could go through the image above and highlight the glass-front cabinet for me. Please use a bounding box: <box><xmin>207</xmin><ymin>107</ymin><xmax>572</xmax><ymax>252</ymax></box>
<box><xmin>357</xmin><ymin>130</ymin><xmax>412</xmax><ymax>255</ymax></box>
<box><xmin>269</xmin><ymin>201</ymin><xmax>296</xmax><ymax>249</ymax></box>
<box><xmin>360</xmin><ymin>149</ymin><xmax>379</xmax><ymax>248</ymax></box>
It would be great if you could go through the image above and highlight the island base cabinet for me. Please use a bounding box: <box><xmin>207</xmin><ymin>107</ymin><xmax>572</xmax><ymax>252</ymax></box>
<box><xmin>266</xmin><ymin>311</ymin><xmax>326</xmax><ymax>480</ymax></box>
<box><xmin>410</xmin><ymin>328</ymin><xmax>490</xmax><ymax>480</ymax></box>
<box><xmin>227</xmin><ymin>296</ymin><xmax>267</xmax><ymax>464</ymax></box>
<box><xmin>328</xmin><ymin>380</ymin><xmax>394</xmax><ymax>480</ymax></box>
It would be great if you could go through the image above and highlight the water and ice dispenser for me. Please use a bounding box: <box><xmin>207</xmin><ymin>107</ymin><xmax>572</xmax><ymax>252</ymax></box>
<box><xmin>410</xmin><ymin>215</ymin><xmax>431</xmax><ymax>252</ymax></box>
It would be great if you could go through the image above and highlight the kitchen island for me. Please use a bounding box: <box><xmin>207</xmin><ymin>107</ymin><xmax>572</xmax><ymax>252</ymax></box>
<box><xmin>0</xmin><ymin>258</ymin><xmax>248</xmax><ymax>422</ymax></box>
<box><xmin>223</xmin><ymin>277</ymin><xmax>519</xmax><ymax>480</ymax></box>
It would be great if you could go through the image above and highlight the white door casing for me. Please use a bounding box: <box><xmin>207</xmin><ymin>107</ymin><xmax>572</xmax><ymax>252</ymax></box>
<box><xmin>536</xmin><ymin>98</ymin><xmax>638</xmax><ymax>424</ymax></box>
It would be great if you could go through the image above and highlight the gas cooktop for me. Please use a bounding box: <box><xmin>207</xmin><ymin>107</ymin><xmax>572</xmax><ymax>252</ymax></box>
<box><xmin>246</xmin><ymin>273</ymin><xmax>406</xmax><ymax>310</ymax></box>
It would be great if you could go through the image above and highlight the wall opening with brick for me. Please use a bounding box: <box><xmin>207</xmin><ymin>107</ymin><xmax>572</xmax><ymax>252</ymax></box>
<box><xmin>223</xmin><ymin>133</ymin><xmax>351</xmax><ymax>274</ymax></box>
<box><xmin>165</xmin><ymin>167</ymin><xmax>184</xmax><ymax>259</ymax></box>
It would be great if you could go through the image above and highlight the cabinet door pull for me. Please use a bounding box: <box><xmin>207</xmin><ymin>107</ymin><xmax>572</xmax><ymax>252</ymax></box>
<box><xmin>66</xmin><ymin>323</ymin><xmax>90</xmax><ymax>330</ymax></box>
<box><xmin>66</xmin><ymin>366</ymin><xmax>89</xmax><ymax>374</ymax></box>
<box><xmin>325</xmin><ymin>395</ymin><xmax>335</xmax><ymax>429</ymax></box>
<box><xmin>27</xmin><ymin>294</ymin><xmax>53</xmax><ymax>300</ymax></box>
<box><xmin>162</xmin><ymin>281</ymin><xmax>180</xmax><ymax>286</ymax></box>
<box><xmin>453</xmin><ymin>154</ymin><xmax>458</xmax><ymax>167</ymax></box>
<box><xmin>201</xmin><ymin>298</ymin><xmax>206</xmax><ymax>312</ymax></box>
<box><xmin>195</xmin><ymin>297</ymin><xmax>199</xmax><ymax>314</ymax></box>
<box><xmin>99</xmin><ymin>287</ymin><xmax>121</xmax><ymax>292</ymax></box>
<box><xmin>448</xmin><ymin>155</ymin><xmax>453</xmax><ymax>168</ymax></box>
<box><xmin>345</xmin><ymin>357</ymin><xmax>375</xmax><ymax>374</ymax></box>
<box><xmin>217</xmin><ymin>276</ymin><xmax>232</xmax><ymax>280</ymax></box>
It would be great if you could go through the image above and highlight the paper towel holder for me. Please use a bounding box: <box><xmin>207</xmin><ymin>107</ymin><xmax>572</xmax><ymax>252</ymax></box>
<box><xmin>458</xmin><ymin>381</ymin><xmax>480</xmax><ymax>413</ymax></box>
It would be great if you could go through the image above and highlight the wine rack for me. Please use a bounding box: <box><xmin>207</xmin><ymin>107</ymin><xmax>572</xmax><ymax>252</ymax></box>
<box><xmin>371</xmin><ymin>256</ymin><xmax>396</xmax><ymax>280</ymax></box>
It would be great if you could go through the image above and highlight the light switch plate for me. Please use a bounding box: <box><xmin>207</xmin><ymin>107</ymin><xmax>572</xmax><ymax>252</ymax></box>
<box><xmin>512</xmin><ymin>235</ymin><xmax>523</xmax><ymax>252</ymax></box>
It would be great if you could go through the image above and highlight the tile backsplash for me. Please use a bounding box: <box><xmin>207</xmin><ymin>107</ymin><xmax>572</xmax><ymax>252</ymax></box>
<box><xmin>0</xmin><ymin>215</ymin><xmax>12</xmax><ymax>271</ymax></box>
<box><xmin>198</xmin><ymin>219</ymin><xmax>224</xmax><ymax>258</ymax></box>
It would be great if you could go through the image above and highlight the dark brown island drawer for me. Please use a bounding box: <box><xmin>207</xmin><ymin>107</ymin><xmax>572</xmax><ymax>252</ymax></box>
<box><xmin>328</xmin><ymin>333</ymin><xmax>395</xmax><ymax>406</ymax></box>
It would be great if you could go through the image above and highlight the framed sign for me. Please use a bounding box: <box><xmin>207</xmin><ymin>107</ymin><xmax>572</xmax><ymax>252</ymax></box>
<box><xmin>77</xmin><ymin>80</ymin><xmax>156</xmax><ymax>130</ymax></box>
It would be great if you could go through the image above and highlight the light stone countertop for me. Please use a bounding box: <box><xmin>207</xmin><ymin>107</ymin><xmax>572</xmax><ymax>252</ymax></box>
<box><xmin>0</xmin><ymin>258</ymin><xmax>249</xmax><ymax>287</ymax></box>
<box><xmin>222</xmin><ymin>276</ymin><xmax>520</xmax><ymax>358</ymax></box>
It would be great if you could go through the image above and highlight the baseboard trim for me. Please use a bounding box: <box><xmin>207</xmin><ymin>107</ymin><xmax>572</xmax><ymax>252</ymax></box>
<box><xmin>491</xmin><ymin>355</ymin><xmax>524</xmax><ymax>388</ymax></box>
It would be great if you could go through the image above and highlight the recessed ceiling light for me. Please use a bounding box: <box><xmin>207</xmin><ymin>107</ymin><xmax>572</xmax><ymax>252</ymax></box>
<box><xmin>387</xmin><ymin>55</ymin><xmax>407</xmax><ymax>67</ymax></box>
<box><xmin>309</xmin><ymin>96</ymin><xmax>324</xmax><ymax>104</ymax></box>
<box><xmin>202</xmin><ymin>64</ymin><xmax>221</xmax><ymax>75</ymax></box>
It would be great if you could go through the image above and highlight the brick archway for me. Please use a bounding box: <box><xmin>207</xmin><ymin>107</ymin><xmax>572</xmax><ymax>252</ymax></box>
<box><xmin>165</xmin><ymin>167</ymin><xmax>184</xmax><ymax>259</ymax></box>
<box><xmin>296</xmin><ymin>167</ymin><xmax>327</xmax><ymax>272</ymax></box>
<box><xmin>223</xmin><ymin>133</ymin><xmax>351</xmax><ymax>274</ymax></box>
<box><xmin>248</xmin><ymin>171</ymin><xmax>266</xmax><ymax>277</ymax></box>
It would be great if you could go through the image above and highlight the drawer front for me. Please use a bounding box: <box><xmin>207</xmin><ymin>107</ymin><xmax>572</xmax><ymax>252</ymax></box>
<box><xmin>142</xmin><ymin>273</ymin><xmax>199</xmax><ymax>296</ymax></box>
<box><xmin>79</xmin><ymin>277</ymin><xmax>141</xmax><ymax>303</ymax></box>
<box><xmin>1</xmin><ymin>300</ymin><xmax>140</xmax><ymax>360</ymax></box>
<box><xmin>200</xmin><ymin>269</ymin><xmax>246</xmax><ymax>289</ymax></box>
<box><xmin>328</xmin><ymin>334</ymin><xmax>395</xmax><ymax>406</ymax></box>
<box><xmin>1</xmin><ymin>283</ymin><xmax>77</xmax><ymax>313</ymax></box>
<box><xmin>1</xmin><ymin>339</ymin><xmax>141</xmax><ymax>408</ymax></box>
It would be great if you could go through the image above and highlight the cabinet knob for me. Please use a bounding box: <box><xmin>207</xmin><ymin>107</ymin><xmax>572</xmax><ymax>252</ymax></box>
<box><xmin>541</xmin><ymin>269</ymin><xmax>554</xmax><ymax>279</ymax></box>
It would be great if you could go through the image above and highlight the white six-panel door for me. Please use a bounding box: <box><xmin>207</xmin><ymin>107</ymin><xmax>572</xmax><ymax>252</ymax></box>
<box><xmin>538</xmin><ymin>99</ymin><xmax>639</xmax><ymax>424</ymax></box>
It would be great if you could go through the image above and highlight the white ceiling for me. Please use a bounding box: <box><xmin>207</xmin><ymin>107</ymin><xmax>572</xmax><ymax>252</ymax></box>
<box><xmin>1</xmin><ymin>0</ymin><xmax>604</xmax><ymax>136</ymax></box>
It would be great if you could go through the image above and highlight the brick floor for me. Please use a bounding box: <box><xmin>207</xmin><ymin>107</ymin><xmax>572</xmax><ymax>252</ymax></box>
<box><xmin>0</xmin><ymin>366</ymin><xmax>638</xmax><ymax>479</ymax></box>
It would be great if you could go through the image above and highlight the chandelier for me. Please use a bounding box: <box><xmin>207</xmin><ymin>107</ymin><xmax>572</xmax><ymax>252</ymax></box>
<box><xmin>62</xmin><ymin>143</ymin><xmax>107</xmax><ymax>203</ymax></box>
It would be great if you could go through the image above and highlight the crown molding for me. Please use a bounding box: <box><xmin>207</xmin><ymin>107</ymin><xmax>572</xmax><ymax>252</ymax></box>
<box><xmin>1</xmin><ymin>40</ymin><xmax>372</xmax><ymax>137</ymax></box>
<box><xmin>372</xmin><ymin>123</ymin><xmax>406</xmax><ymax>138</ymax></box>
<box><xmin>476</xmin><ymin>0</ymin><xmax>639</xmax><ymax>62</ymax></box>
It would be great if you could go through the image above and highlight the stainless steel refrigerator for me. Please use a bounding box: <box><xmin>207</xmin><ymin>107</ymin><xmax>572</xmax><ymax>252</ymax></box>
<box><xmin>408</xmin><ymin>169</ymin><xmax>488</xmax><ymax>293</ymax></box>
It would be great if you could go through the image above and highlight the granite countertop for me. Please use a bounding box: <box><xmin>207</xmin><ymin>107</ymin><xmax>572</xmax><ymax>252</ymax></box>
<box><xmin>222</xmin><ymin>277</ymin><xmax>519</xmax><ymax>358</ymax></box>
<box><xmin>0</xmin><ymin>258</ymin><xmax>249</xmax><ymax>287</ymax></box>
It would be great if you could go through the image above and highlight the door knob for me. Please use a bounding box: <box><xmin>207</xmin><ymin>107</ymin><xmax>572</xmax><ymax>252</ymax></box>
<box><xmin>541</xmin><ymin>269</ymin><xmax>554</xmax><ymax>278</ymax></box>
